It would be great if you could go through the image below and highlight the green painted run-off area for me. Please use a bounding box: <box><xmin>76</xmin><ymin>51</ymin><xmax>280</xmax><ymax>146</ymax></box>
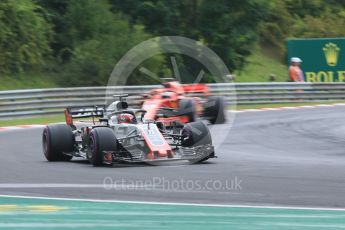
<box><xmin>0</xmin><ymin>197</ymin><xmax>345</xmax><ymax>229</ymax></box>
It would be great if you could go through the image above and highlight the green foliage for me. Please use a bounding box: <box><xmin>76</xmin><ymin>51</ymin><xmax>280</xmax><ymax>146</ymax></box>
<box><xmin>258</xmin><ymin>1</ymin><xmax>293</xmax><ymax>55</ymax></box>
<box><xmin>111</xmin><ymin>0</ymin><xmax>269</xmax><ymax>73</ymax></box>
<box><xmin>0</xmin><ymin>72</ymin><xmax>58</xmax><ymax>90</ymax></box>
<box><xmin>235</xmin><ymin>44</ymin><xmax>288</xmax><ymax>82</ymax></box>
<box><xmin>0</xmin><ymin>0</ymin><xmax>52</xmax><ymax>73</ymax></box>
<box><xmin>2</xmin><ymin>0</ymin><xmax>345</xmax><ymax>89</ymax></box>
<box><xmin>48</xmin><ymin>0</ymin><xmax>161</xmax><ymax>86</ymax></box>
<box><xmin>34</xmin><ymin>0</ymin><xmax>71</xmax><ymax>60</ymax></box>
<box><xmin>259</xmin><ymin>0</ymin><xmax>345</xmax><ymax>59</ymax></box>
<box><xmin>286</xmin><ymin>0</ymin><xmax>345</xmax><ymax>38</ymax></box>
<box><xmin>291</xmin><ymin>12</ymin><xmax>345</xmax><ymax>38</ymax></box>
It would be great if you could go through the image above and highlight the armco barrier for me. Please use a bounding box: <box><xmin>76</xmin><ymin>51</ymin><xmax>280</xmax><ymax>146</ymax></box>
<box><xmin>1</xmin><ymin>82</ymin><xmax>345</xmax><ymax>119</ymax></box>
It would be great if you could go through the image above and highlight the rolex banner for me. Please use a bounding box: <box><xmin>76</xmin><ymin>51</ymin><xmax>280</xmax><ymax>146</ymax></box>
<box><xmin>287</xmin><ymin>38</ymin><xmax>345</xmax><ymax>82</ymax></box>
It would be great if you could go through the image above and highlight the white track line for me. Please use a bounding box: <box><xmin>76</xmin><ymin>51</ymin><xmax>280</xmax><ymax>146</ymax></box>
<box><xmin>235</xmin><ymin>103</ymin><xmax>345</xmax><ymax>113</ymax></box>
<box><xmin>281</xmin><ymin>106</ymin><xmax>298</xmax><ymax>110</ymax></box>
<box><xmin>239</xmin><ymin>109</ymin><xmax>263</xmax><ymax>112</ymax></box>
<box><xmin>0</xmin><ymin>183</ymin><xmax>242</xmax><ymax>195</ymax></box>
<box><xmin>1</xmin><ymin>194</ymin><xmax>345</xmax><ymax>211</ymax></box>
<box><xmin>0</xmin><ymin>183</ymin><xmax>154</xmax><ymax>189</ymax></box>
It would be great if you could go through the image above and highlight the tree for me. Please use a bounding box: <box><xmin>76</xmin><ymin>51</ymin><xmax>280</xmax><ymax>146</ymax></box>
<box><xmin>34</xmin><ymin>0</ymin><xmax>70</xmax><ymax>60</ymax></box>
<box><xmin>110</xmin><ymin>0</ymin><xmax>268</xmax><ymax>73</ymax></box>
<box><xmin>257</xmin><ymin>0</ymin><xmax>345</xmax><ymax>62</ymax></box>
<box><xmin>56</xmin><ymin>0</ymin><xmax>162</xmax><ymax>86</ymax></box>
<box><xmin>0</xmin><ymin>0</ymin><xmax>52</xmax><ymax>73</ymax></box>
<box><xmin>197</xmin><ymin>0</ymin><xmax>269</xmax><ymax>71</ymax></box>
<box><xmin>258</xmin><ymin>1</ymin><xmax>293</xmax><ymax>55</ymax></box>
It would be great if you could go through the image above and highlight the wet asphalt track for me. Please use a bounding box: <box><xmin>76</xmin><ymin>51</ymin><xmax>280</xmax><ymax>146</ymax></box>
<box><xmin>1</xmin><ymin>106</ymin><xmax>345</xmax><ymax>208</ymax></box>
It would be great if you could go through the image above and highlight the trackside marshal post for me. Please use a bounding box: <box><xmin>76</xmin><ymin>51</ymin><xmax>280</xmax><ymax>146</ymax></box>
<box><xmin>287</xmin><ymin>38</ymin><xmax>345</xmax><ymax>82</ymax></box>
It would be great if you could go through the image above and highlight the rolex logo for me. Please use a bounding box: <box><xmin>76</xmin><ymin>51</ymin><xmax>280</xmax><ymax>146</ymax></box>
<box><xmin>323</xmin><ymin>42</ymin><xmax>340</xmax><ymax>66</ymax></box>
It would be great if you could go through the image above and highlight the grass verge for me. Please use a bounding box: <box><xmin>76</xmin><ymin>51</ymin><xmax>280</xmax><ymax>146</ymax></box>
<box><xmin>235</xmin><ymin>44</ymin><xmax>288</xmax><ymax>82</ymax></box>
<box><xmin>0</xmin><ymin>73</ymin><xmax>58</xmax><ymax>90</ymax></box>
<box><xmin>0</xmin><ymin>115</ymin><xmax>64</xmax><ymax>127</ymax></box>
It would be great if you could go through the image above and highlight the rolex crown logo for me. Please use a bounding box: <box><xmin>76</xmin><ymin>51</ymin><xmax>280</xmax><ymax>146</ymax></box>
<box><xmin>323</xmin><ymin>42</ymin><xmax>340</xmax><ymax>66</ymax></box>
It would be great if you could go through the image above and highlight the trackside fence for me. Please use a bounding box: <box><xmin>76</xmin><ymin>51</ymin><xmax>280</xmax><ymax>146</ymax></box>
<box><xmin>1</xmin><ymin>82</ymin><xmax>345</xmax><ymax>119</ymax></box>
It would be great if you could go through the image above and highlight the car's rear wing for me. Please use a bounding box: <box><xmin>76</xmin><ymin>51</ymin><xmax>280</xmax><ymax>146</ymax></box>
<box><xmin>181</xmin><ymin>84</ymin><xmax>210</xmax><ymax>96</ymax></box>
<box><xmin>64</xmin><ymin>105</ymin><xmax>105</xmax><ymax>125</ymax></box>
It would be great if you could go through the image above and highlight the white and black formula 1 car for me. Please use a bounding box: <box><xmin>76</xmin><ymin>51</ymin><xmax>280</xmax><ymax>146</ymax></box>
<box><xmin>42</xmin><ymin>95</ymin><xmax>215</xmax><ymax>166</ymax></box>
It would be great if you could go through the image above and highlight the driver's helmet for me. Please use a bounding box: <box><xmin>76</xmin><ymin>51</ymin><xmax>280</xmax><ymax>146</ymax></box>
<box><xmin>117</xmin><ymin>114</ymin><xmax>135</xmax><ymax>124</ymax></box>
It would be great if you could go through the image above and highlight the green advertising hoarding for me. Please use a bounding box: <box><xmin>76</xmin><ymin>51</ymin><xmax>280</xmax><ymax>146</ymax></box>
<box><xmin>287</xmin><ymin>38</ymin><xmax>345</xmax><ymax>82</ymax></box>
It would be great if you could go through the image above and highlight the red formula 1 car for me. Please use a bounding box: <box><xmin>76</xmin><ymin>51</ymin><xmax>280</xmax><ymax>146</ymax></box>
<box><xmin>142</xmin><ymin>81</ymin><xmax>226</xmax><ymax>125</ymax></box>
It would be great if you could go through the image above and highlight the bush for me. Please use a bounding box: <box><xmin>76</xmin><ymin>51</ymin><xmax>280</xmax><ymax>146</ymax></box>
<box><xmin>56</xmin><ymin>0</ymin><xmax>164</xmax><ymax>86</ymax></box>
<box><xmin>0</xmin><ymin>0</ymin><xmax>52</xmax><ymax>73</ymax></box>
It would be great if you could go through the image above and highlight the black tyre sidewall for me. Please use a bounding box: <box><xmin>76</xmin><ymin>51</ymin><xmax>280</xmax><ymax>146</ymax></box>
<box><xmin>42</xmin><ymin>124</ymin><xmax>74</xmax><ymax>161</ymax></box>
<box><xmin>182</xmin><ymin>121</ymin><xmax>212</xmax><ymax>147</ymax></box>
<box><xmin>89</xmin><ymin>127</ymin><xmax>117</xmax><ymax>166</ymax></box>
<box><xmin>204</xmin><ymin>96</ymin><xmax>226</xmax><ymax>124</ymax></box>
<box><xmin>182</xmin><ymin>121</ymin><xmax>213</xmax><ymax>163</ymax></box>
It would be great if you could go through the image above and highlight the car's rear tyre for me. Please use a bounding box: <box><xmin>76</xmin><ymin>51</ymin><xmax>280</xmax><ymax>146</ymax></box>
<box><xmin>204</xmin><ymin>96</ymin><xmax>226</xmax><ymax>124</ymax></box>
<box><xmin>89</xmin><ymin>127</ymin><xmax>117</xmax><ymax>167</ymax></box>
<box><xmin>42</xmin><ymin>124</ymin><xmax>74</xmax><ymax>161</ymax></box>
<box><xmin>181</xmin><ymin>121</ymin><xmax>213</xmax><ymax>163</ymax></box>
<box><xmin>179</xmin><ymin>99</ymin><xmax>196</xmax><ymax>122</ymax></box>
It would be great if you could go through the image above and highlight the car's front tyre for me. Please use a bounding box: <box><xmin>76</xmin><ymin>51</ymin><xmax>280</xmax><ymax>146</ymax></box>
<box><xmin>181</xmin><ymin>121</ymin><xmax>214</xmax><ymax>163</ymax></box>
<box><xmin>88</xmin><ymin>127</ymin><xmax>117</xmax><ymax>167</ymax></box>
